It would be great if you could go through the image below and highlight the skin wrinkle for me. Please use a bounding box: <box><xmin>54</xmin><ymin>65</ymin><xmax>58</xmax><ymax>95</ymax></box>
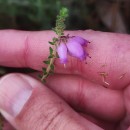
<box><xmin>69</xmin><ymin>57</ymin><xmax>75</xmax><ymax>74</ymax></box>
<box><xmin>40</xmin><ymin>101</ymin><xmax>64</xmax><ymax>130</ymax></box>
<box><xmin>23</xmin><ymin>33</ymin><xmax>30</xmax><ymax>67</ymax></box>
<box><xmin>42</xmin><ymin>105</ymin><xmax>64</xmax><ymax>130</ymax></box>
<box><xmin>67</xmin><ymin>58</ymin><xmax>85</xmax><ymax>76</ymax></box>
<box><xmin>40</xmin><ymin>103</ymin><xmax>65</xmax><ymax>130</ymax></box>
<box><xmin>76</xmin><ymin>78</ymin><xmax>86</xmax><ymax>110</ymax></box>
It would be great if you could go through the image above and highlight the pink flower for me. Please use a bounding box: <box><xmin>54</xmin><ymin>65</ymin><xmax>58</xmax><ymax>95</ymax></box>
<box><xmin>70</xmin><ymin>36</ymin><xmax>89</xmax><ymax>46</ymax></box>
<box><xmin>57</xmin><ymin>42</ymin><xmax>68</xmax><ymax>64</ymax></box>
<box><xmin>57</xmin><ymin>36</ymin><xmax>89</xmax><ymax>64</ymax></box>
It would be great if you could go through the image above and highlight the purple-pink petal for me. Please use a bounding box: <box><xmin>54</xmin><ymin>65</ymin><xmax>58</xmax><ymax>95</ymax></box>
<box><xmin>66</xmin><ymin>40</ymin><xmax>86</xmax><ymax>60</ymax></box>
<box><xmin>70</xmin><ymin>36</ymin><xmax>89</xmax><ymax>46</ymax></box>
<box><xmin>57</xmin><ymin>43</ymin><xmax>68</xmax><ymax>64</ymax></box>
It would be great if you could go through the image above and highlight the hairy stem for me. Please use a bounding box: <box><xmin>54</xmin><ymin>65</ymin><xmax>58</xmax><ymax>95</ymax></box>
<box><xmin>41</xmin><ymin>44</ymin><xmax>57</xmax><ymax>81</ymax></box>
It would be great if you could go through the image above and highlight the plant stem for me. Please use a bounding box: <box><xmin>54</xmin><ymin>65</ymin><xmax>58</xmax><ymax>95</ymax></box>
<box><xmin>41</xmin><ymin>44</ymin><xmax>57</xmax><ymax>81</ymax></box>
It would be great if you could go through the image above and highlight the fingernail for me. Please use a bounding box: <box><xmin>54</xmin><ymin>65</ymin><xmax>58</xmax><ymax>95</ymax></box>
<box><xmin>0</xmin><ymin>74</ymin><xmax>33</xmax><ymax>117</ymax></box>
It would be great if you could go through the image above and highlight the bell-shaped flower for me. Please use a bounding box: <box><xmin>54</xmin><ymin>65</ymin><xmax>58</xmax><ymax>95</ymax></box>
<box><xmin>70</xmin><ymin>36</ymin><xmax>89</xmax><ymax>46</ymax></box>
<box><xmin>66</xmin><ymin>40</ymin><xmax>86</xmax><ymax>60</ymax></box>
<box><xmin>57</xmin><ymin>42</ymin><xmax>67</xmax><ymax>64</ymax></box>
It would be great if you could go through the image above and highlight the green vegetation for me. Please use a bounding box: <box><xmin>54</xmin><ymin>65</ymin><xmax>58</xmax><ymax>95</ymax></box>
<box><xmin>0</xmin><ymin>0</ymin><xmax>99</xmax><ymax>30</ymax></box>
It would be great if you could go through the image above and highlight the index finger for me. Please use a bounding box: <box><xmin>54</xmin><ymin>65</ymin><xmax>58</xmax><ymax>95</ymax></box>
<box><xmin>0</xmin><ymin>30</ymin><xmax>130</xmax><ymax>89</ymax></box>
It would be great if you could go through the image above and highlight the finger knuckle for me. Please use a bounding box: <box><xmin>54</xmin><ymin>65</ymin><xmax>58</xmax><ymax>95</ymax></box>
<box><xmin>41</xmin><ymin>101</ymin><xmax>64</xmax><ymax>130</ymax></box>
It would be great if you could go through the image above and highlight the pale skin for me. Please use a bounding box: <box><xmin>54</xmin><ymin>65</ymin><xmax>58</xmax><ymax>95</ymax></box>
<box><xmin>0</xmin><ymin>30</ymin><xmax>130</xmax><ymax>130</ymax></box>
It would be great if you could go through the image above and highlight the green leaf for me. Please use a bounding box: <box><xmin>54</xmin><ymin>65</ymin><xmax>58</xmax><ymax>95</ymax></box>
<box><xmin>53</xmin><ymin>37</ymin><xmax>58</xmax><ymax>42</ymax></box>
<box><xmin>41</xmin><ymin>68</ymin><xmax>48</xmax><ymax>75</ymax></box>
<box><xmin>60</xmin><ymin>7</ymin><xmax>68</xmax><ymax>17</ymax></box>
<box><xmin>48</xmin><ymin>55</ymin><xmax>53</xmax><ymax>58</ymax></box>
<box><xmin>43</xmin><ymin>60</ymin><xmax>50</xmax><ymax>64</ymax></box>
<box><xmin>43</xmin><ymin>72</ymin><xmax>47</xmax><ymax>75</ymax></box>
<box><xmin>49</xmin><ymin>47</ymin><xmax>53</xmax><ymax>55</ymax></box>
<box><xmin>49</xmin><ymin>41</ymin><xmax>55</xmax><ymax>45</ymax></box>
<box><xmin>42</xmin><ymin>67</ymin><xmax>46</xmax><ymax>73</ymax></box>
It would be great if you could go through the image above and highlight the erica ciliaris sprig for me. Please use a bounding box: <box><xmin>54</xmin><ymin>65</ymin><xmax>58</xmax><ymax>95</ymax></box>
<box><xmin>40</xmin><ymin>7</ymin><xmax>68</xmax><ymax>82</ymax></box>
<box><xmin>40</xmin><ymin>7</ymin><xmax>90</xmax><ymax>82</ymax></box>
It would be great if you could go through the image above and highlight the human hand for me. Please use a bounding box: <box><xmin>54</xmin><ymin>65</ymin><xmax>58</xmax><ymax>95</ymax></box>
<box><xmin>0</xmin><ymin>30</ymin><xmax>130</xmax><ymax>130</ymax></box>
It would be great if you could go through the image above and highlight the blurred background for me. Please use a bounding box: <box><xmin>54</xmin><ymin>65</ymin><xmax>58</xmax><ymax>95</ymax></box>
<box><xmin>0</xmin><ymin>0</ymin><xmax>130</xmax><ymax>75</ymax></box>
<box><xmin>0</xmin><ymin>0</ymin><xmax>129</xmax><ymax>33</ymax></box>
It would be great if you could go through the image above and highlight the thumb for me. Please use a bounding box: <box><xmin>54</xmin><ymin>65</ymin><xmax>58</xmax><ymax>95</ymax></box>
<box><xmin>0</xmin><ymin>73</ymin><xmax>103</xmax><ymax>130</ymax></box>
